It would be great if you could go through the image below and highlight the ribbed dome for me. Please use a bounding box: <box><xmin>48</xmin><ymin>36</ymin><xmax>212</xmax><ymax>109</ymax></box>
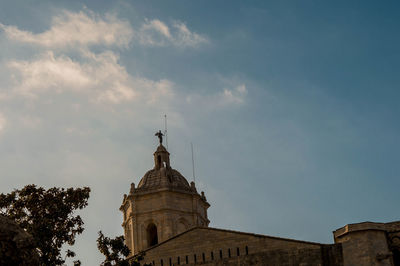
<box><xmin>136</xmin><ymin>167</ymin><xmax>193</xmax><ymax>193</ymax></box>
<box><xmin>135</xmin><ymin>144</ymin><xmax>195</xmax><ymax>193</ymax></box>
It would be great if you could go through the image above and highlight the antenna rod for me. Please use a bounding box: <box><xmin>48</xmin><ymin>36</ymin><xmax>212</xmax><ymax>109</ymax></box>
<box><xmin>191</xmin><ymin>142</ymin><xmax>196</xmax><ymax>183</ymax></box>
<box><xmin>164</xmin><ymin>114</ymin><xmax>168</xmax><ymax>150</ymax></box>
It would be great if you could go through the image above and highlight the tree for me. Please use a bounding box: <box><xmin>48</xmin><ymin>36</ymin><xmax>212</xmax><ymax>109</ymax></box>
<box><xmin>97</xmin><ymin>231</ymin><xmax>148</xmax><ymax>266</ymax></box>
<box><xmin>0</xmin><ymin>215</ymin><xmax>39</xmax><ymax>265</ymax></box>
<box><xmin>0</xmin><ymin>184</ymin><xmax>90</xmax><ymax>265</ymax></box>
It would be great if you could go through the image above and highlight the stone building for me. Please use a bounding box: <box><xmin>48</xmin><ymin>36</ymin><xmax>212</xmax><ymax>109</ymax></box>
<box><xmin>121</xmin><ymin>136</ymin><xmax>400</xmax><ymax>266</ymax></box>
<box><xmin>120</xmin><ymin>140</ymin><xmax>209</xmax><ymax>254</ymax></box>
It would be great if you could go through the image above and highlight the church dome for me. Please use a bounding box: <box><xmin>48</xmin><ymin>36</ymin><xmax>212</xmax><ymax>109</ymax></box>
<box><xmin>135</xmin><ymin>143</ymin><xmax>195</xmax><ymax>194</ymax></box>
<box><xmin>136</xmin><ymin>168</ymin><xmax>193</xmax><ymax>193</ymax></box>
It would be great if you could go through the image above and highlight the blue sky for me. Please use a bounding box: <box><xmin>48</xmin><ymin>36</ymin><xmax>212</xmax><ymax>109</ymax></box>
<box><xmin>0</xmin><ymin>1</ymin><xmax>399</xmax><ymax>265</ymax></box>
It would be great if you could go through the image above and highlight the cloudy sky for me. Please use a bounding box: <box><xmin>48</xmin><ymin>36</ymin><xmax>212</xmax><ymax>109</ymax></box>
<box><xmin>1</xmin><ymin>1</ymin><xmax>400</xmax><ymax>265</ymax></box>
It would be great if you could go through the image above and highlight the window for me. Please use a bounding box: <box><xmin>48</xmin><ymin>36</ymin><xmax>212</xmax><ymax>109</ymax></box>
<box><xmin>219</xmin><ymin>250</ymin><xmax>223</xmax><ymax>259</ymax></box>
<box><xmin>228</xmin><ymin>248</ymin><xmax>231</xmax><ymax>258</ymax></box>
<box><xmin>211</xmin><ymin>251</ymin><xmax>214</xmax><ymax>260</ymax></box>
<box><xmin>161</xmin><ymin>259</ymin><xmax>163</xmax><ymax>266</ymax></box>
<box><xmin>186</xmin><ymin>255</ymin><xmax>188</xmax><ymax>264</ymax></box>
<box><xmin>169</xmin><ymin>258</ymin><xmax>171</xmax><ymax>266</ymax></box>
<box><xmin>393</xmin><ymin>249</ymin><xmax>400</xmax><ymax>266</ymax></box>
<box><xmin>177</xmin><ymin>256</ymin><xmax>180</xmax><ymax>265</ymax></box>
<box><xmin>245</xmin><ymin>246</ymin><xmax>249</xmax><ymax>255</ymax></box>
<box><xmin>202</xmin><ymin>253</ymin><xmax>205</xmax><ymax>262</ymax></box>
<box><xmin>147</xmin><ymin>223</ymin><xmax>158</xmax><ymax>247</ymax></box>
<box><xmin>237</xmin><ymin>247</ymin><xmax>240</xmax><ymax>256</ymax></box>
<box><xmin>194</xmin><ymin>254</ymin><xmax>197</xmax><ymax>263</ymax></box>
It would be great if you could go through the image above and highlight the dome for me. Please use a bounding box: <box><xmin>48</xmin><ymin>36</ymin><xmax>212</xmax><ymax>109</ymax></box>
<box><xmin>134</xmin><ymin>144</ymin><xmax>195</xmax><ymax>193</ymax></box>
<box><xmin>136</xmin><ymin>168</ymin><xmax>194</xmax><ymax>193</ymax></box>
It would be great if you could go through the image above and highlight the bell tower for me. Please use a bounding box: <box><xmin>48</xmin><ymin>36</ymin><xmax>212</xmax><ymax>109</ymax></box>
<box><xmin>120</xmin><ymin>131</ymin><xmax>210</xmax><ymax>255</ymax></box>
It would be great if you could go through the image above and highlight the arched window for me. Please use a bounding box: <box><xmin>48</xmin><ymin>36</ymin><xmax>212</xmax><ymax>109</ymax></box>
<box><xmin>157</xmin><ymin>155</ymin><xmax>161</xmax><ymax>167</ymax></box>
<box><xmin>147</xmin><ymin>223</ymin><xmax>158</xmax><ymax>247</ymax></box>
<box><xmin>177</xmin><ymin>222</ymin><xmax>187</xmax><ymax>234</ymax></box>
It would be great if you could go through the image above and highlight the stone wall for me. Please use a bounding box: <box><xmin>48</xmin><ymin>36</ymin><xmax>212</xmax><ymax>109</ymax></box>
<box><xmin>334</xmin><ymin>221</ymin><xmax>400</xmax><ymax>266</ymax></box>
<box><xmin>336</xmin><ymin>230</ymin><xmax>390</xmax><ymax>266</ymax></box>
<box><xmin>121</xmin><ymin>189</ymin><xmax>209</xmax><ymax>254</ymax></box>
<box><xmin>189</xmin><ymin>245</ymin><xmax>343</xmax><ymax>266</ymax></box>
<box><xmin>137</xmin><ymin>227</ymin><xmax>342</xmax><ymax>266</ymax></box>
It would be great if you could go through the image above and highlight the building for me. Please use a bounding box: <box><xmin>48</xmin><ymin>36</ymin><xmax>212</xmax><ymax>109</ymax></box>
<box><xmin>120</xmin><ymin>135</ymin><xmax>400</xmax><ymax>266</ymax></box>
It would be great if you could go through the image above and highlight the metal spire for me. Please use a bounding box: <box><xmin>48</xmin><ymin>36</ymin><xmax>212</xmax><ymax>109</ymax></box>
<box><xmin>164</xmin><ymin>114</ymin><xmax>168</xmax><ymax>150</ymax></box>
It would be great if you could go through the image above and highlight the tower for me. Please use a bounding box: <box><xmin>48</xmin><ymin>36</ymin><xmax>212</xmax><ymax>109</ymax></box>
<box><xmin>120</xmin><ymin>133</ymin><xmax>210</xmax><ymax>255</ymax></box>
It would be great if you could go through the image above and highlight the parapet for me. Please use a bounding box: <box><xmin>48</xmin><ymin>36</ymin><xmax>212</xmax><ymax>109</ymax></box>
<box><xmin>333</xmin><ymin>221</ymin><xmax>387</xmax><ymax>239</ymax></box>
<box><xmin>333</xmin><ymin>220</ymin><xmax>400</xmax><ymax>266</ymax></box>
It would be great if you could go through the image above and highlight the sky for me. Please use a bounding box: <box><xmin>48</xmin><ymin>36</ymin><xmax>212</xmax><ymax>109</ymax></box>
<box><xmin>0</xmin><ymin>0</ymin><xmax>400</xmax><ymax>265</ymax></box>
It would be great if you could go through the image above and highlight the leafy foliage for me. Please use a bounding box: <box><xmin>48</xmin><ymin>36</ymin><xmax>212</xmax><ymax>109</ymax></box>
<box><xmin>97</xmin><ymin>231</ymin><xmax>131</xmax><ymax>266</ymax></box>
<box><xmin>97</xmin><ymin>231</ymin><xmax>148</xmax><ymax>266</ymax></box>
<box><xmin>0</xmin><ymin>184</ymin><xmax>90</xmax><ymax>265</ymax></box>
<box><xmin>0</xmin><ymin>214</ymin><xmax>40</xmax><ymax>265</ymax></box>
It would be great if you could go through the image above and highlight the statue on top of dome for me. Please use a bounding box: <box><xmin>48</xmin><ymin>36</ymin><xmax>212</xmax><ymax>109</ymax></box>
<box><xmin>155</xmin><ymin>130</ymin><xmax>164</xmax><ymax>144</ymax></box>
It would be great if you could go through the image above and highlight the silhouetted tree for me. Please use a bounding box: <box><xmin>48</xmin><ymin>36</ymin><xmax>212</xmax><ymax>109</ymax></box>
<box><xmin>0</xmin><ymin>214</ymin><xmax>39</xmax><ymax>265</ymax></box>
<box><xmin>97</xmin><ymin>231</ymin><xmax>149</xmax><ymax>266</ymax></box>
<box><xmin>0</xmin><ymin>184</ymin><xmax>90</xmax><ymax>265</ymax></box>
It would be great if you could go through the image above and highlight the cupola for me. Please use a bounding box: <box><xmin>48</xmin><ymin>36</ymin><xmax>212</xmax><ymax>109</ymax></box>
<box><xmin>154</xmin><ymin>144</ymin><xmax>170</xmax><ymax>170</ymax></box>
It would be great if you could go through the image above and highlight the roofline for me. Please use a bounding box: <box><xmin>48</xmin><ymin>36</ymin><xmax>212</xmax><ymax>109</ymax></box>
<box><xmin>333</xmin><ymin>220</ymin><xmax>400</xmax><ymax>238</ymax></box>
<box><xmin>129</xmin><ymin>226</ymin><xmax>326</xmax><ymax>258</ymax></box>
<box><xmin>133</xmin><ymin>187</ymin><xmax>198</xmax><ymax>196</ymax></box>
<box><xmin>122</xmin><ymin>188</ymin><xmax>210</xmax><ymax>207</ymax></box>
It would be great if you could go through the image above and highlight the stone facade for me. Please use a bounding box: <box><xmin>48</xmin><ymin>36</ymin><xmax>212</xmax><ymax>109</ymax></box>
<box><xmin>120</xmin><ymin>144</ymin><xmax>209</xmax><ymax>255</ymax></box>
<box><xmin>121</xmin><ymin>140</ymin><xmax>400</xmax><ymax>266</ymax></box>
<box><xmin>139</xmin><ymin>227</ymin><xmax>343</xmax><ymax>266</ymax></box>
<box><xmin>334</xmin><ymin>221</ymin><xmax>400</xmax><ymax>266</ymax></box>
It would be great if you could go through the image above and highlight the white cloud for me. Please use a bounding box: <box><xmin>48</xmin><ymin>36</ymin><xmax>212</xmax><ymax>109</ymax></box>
<box><xmin>0</xmin><ymin>10</ymin><xmax>133</xmax><ymax>49</ymax></box>
<box><xmin>7</xmin><ymin>50</ymin><xmax>177</xmax><ymax>104</ymax></box>
<box><xmin>144</xmin><ymin>79</ymin><xmax>174</xmax><ymax>104</ymax></box>
<box><xmin>139</xmin><ymin>19</ymin><xmax>171</xmax><ymax>46</ymax></box>
<box><xmin>172</xmin><ymin>21</ymin><xmax>208</xmax><ymax>47</ymax></box>
<box><xmin>0</xmin><ymin>11</ymin><xmax>207</xmax><ymax>49</ymax></box>
<box><xmin>1</xmin><ymin>9</ymin><xmax>209</xmax><ymax>104</ymax></box>
<box><xmin>221</xmin><ymin>84</ymin><xmax>248</xmax><ymax>104</ymax></box>
<box><xmin>8</xmin><ymin>51</ymin><xmax>94</xmax><ymax>97</ymax></box>
<box><xmin>139</xmin><ymin>19</ymin><xmax>208</xmax><ymax>47</ymax></box>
